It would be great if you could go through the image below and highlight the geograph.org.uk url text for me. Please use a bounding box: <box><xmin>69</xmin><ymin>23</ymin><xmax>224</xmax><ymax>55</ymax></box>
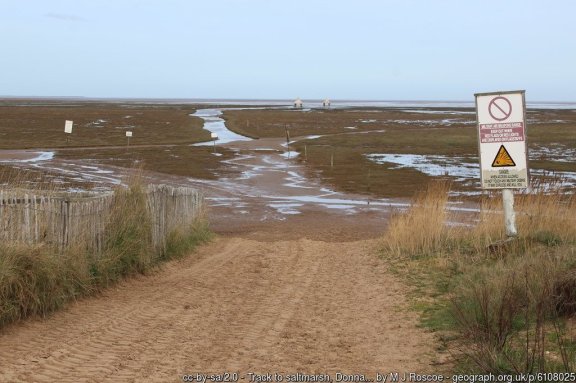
<box><xmin>182</xmin><ymin>372</ymin><xmax>576</xmax><ymax>383</ymax></box>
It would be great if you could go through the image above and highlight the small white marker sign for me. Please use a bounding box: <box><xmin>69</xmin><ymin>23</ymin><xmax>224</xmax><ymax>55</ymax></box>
<box><xmin>211</xmin><ymin>132</ymin><xmax>218</xmax><ymax>139</ymax></box>
<box><xmin>475</xmin><ymin>90</ymin><xmax>529</xmax><ymax>189</ymax></box>
<box><xmin>64</xmin><ymin>120</ymin><xmax>73</xmax><ymax>134</ymax></box>
<box><xmin>126</xmin><ymin>131</ymin><xmax>133</xmax><ymax>137</ymax></box>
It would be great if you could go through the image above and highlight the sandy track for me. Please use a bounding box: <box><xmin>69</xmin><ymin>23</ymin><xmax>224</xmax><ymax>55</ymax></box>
<box><xmin>0</xmin><ymin>236</ymin><xmax>435</xmax><ymax>382</ymax></box>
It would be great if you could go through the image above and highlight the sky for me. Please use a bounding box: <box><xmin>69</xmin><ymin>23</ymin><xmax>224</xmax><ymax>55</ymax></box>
<box><xmin>1</xmin><ymin>0</ymin><xmax>575</xmax><ymax>101</ymax></box>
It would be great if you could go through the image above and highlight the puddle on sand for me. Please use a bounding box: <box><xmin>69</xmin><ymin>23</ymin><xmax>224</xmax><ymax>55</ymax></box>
<box><xmin>0</xmin><ymin>151</ymin><xmax>123</xmax><ymax>188</ymax></box>
<box><xmin>284</xmin><ymin>171</ymin><xmax>315</xmax><ymax>189</ymax></box>
<box><xmin>193</xmin><ymin>149</ymin><xmax>412</xmax><ymax>217</ymax></box>
<box><xmin>530</xmin><ymin>144</ymin><xmax>576</xmax><ymax>163</ymax></box>
<box><xmin>399</xmin><ymin>110</ymin><xmax>476</xmax><ymax>115</ymax></box>
<box><xmin>31</xmin><ymin>162</ymin><xmax>122</xmax><ymax>185</ymax></box>
<box><xmin>267</xmin><ymin>203</ymin><xmax>303</xmax><ymax>215</ymax></box>
<box><xmin>264</xmin><ymin>194</ymin><xmax>408</xmax><ymax>209</ymax></box>
<box><xmin>366</xmin><ymin>153</ymin><xmax>478</xmax><ymax>180</ymax></box>
<box><xmin>280</xmin><ymin>151</ymin><xmax>300</xmax><ymax>159</ymax></box>
<box><xmin>0</xmin><ymin>151</ymin><xmax>55</xmax><ymax>163</ymax></box>
<box><xmin>281</xmin><ymin>140</ymin><xmax>298</xmax><ymax>148</ymax></box>
<box><xmin>386</xmin><ymin>119</ymin><xmax>475</xmax><ymax>126</ymax></box>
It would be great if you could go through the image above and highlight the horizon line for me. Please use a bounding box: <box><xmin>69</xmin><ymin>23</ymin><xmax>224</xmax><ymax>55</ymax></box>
<box><xmin>2</xmin><ymin>95</ymin><xmax>576</xmax><ymax>104</ymax></box>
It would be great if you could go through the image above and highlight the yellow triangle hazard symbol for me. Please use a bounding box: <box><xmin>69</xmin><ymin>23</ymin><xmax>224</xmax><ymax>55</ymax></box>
<box><xmin>491</xmin><ymin>145</ymin><xmax>516</xmax><ymax>167</ymax></box>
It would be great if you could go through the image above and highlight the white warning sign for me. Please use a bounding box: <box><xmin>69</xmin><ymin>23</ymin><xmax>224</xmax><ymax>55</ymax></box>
<box><xmin>475</xmin><ymin>90</ymin><xmax>529</xmax><ymax>189</ymax></box>
<box><xmin>64</xmin><ymin>120</ymin><xmax>73</xmax><ymax>134</ymax></box>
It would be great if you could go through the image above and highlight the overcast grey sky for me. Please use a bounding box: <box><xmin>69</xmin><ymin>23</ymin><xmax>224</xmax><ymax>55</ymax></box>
<box><xmin>1</xmin><ymin>0</ymin><xmax>575</xmax><ymax>101</ymax></box>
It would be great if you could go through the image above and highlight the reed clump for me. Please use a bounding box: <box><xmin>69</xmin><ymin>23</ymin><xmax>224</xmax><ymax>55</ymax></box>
<box><xmin>382</xmin><ymin>181</ymin><xmax>576</xmax><ymax>373</ymax></box>
<box><xmin>382</xmin><ymin>180</ymin><xmax>452</xmax><ymax>257</ymax></box>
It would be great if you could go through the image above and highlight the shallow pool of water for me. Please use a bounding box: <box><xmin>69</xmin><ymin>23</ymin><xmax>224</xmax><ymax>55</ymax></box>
<box><xmin>191</xmin><ymin>109</ymin><xmax>252</xmax><ymax>146</ymax></box>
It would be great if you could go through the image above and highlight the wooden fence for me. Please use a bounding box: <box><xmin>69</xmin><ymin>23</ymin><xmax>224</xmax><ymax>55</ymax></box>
<box><xmin>146</xmin><ymin>184</ymin><xmax>204</xmax><ymax>252</ymax></box>
<box><xmin>0</xmin><ymin>185</ymin><xmax>204</xmax><ymax>253</ymax></box>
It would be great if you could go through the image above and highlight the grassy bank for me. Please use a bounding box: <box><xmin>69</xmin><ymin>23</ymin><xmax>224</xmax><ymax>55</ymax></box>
<box><xmin>0</xmin><ymin>182</ymin><xmax>212</xmax><ymax>327</ymax></box>
<box><xmin>381</xmin><ymin>181</ymin><xmax>576</xmax><ymax>373</ymax></box>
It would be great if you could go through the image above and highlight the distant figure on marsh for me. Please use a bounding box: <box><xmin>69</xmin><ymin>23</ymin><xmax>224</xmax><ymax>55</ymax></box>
<box><xmin>323</xmin><ymin>98</ymin><xmax>330</xmax><ymax>108</ymax></box>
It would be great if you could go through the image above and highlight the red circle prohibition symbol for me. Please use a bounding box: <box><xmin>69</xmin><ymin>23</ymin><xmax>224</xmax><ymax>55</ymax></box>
<box><xmin>488</xmin><ymin>96</ymin><xmax>512</xmax><ymax>121</ymax></box>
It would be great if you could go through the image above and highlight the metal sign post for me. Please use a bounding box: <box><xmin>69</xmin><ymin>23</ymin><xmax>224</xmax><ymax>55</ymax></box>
<box><xmin>475</xmin><ymin>90</ymin><xmax>529</xmax><ymax>237</ymax></box>
<box><xmin>64</xmin><ymin>120</ymin><xmax>73</xmax><ymax>144</ymax></box>
<box><xmin>126</xmin><ymin>131</ymin><xmax>132</xmax><ymax>150</ymax></box>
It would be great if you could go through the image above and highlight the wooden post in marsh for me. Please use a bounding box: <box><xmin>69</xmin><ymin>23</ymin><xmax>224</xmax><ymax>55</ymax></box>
<box><xmin>367</xmin><ymin>167</ymin><xmax>372</xmax><ymax>205</ymax></box>
<box><xmin>307</xmin><ymin>144</ymin><xmax>333</xmax><ymax>170</ymax></box>
<box><xmin>304</xmin><ymin>144</ymin><xmax>307</xmax><ymax>161</ymax></box>
<box><xmin>285</xmin><ymin>125</ymin><xmax>290</xmax><ymax>150</ymax></box>
<box><xmin>330</xmin><ymin>146</ymin><xmax>334</xmax><ymax>169</ymax></box>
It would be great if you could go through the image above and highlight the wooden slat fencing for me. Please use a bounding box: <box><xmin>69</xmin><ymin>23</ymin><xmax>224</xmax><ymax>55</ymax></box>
<box><xmin>146</xmin><ymin>184</ymin><xmax>204</xmax><ymax>252</ymax></box>
<box><xmin>0</xmin><ymin>185</ymin><xmax>204</xmax><ymax>253</ymax></box>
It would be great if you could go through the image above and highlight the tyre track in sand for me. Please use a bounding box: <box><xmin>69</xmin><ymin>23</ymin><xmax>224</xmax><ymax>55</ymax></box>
<box><xmin>0</xmin><ymin>237</ymin><xmax>437</xmax><ymax>382</ymax></box>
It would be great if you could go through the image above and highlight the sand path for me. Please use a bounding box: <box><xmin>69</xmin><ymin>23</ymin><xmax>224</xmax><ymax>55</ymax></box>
<box><xmin>0</xmin><ymin>235</ymin><xmax>437</xmax><ymax>382</ymax></box>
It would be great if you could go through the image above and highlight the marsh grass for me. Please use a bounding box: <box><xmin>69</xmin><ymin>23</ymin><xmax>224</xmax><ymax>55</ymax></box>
<box><xmin>57</xmin><ymin>145</ymin><xmax>238</xmax><ymax>181</ymax></box>
<box><xmin>0</xmin><ymin>165</ymin><xmax>68</xmax><ymax>191</ymax></box>
<box><xmin>88</xmin><ymin>182</ymin><xmax>154</xmax><ymax>286</ymax></box>
<box><xmin>0</xmin><ymin>176</ymin><xmax>211</xmax><ymax>327</ymax></box>
<box><xmin>224</xmin><ymin>107</ymin><xmax>576</xmax><ymax>199</ymax></box>
<box><xmin>0</xmin><ymin>103</ymin><xmax>207</xmax><ymax>149</ymax></box>
<box><xmin>0</xmin><ymin>243</ymin><xmax>93</xmax><ymax>326</ymax></box>
<box><xmin>382</xmin><ymin>181</ymin><xmax>576</xmax><ymax>373</ymax></box>
<box><xmin>382</xmin><ymin>181</ymin><xmax>452</xmax><ymax>257</ymax></box>
<box><xmin>163</xmin><ymin>218</ymin><xmax>212</xmax><ymax>261</ymax></box>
